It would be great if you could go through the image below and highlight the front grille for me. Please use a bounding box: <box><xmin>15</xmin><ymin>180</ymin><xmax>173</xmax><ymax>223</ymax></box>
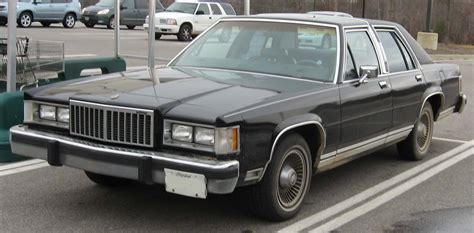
<box><xmin>70</xmin><ymin>100</ymin><xmax>154</xmax><ymax>148</ymax></box>
<box><xmin>159</xmin><ymin>19</ymin><xmax>167</xmax><ymax>24</ymax></box>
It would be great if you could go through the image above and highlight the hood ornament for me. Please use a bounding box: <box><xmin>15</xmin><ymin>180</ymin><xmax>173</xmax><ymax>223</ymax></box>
<box><xmin>110</xmin><ymin>94</ymin><xmax>120</xmax><ymax>100</ymax></box>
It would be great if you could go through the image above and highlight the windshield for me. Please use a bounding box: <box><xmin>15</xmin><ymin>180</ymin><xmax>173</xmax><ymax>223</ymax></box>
<box><xmin>165</xmin><ymin>2</ymin><xmax>197</xmax><ymax>14</ymax></box>
<box><xmin>96</xmin><ymin>0</ymin><xmax>115</xmax><ymax>7</ymax></box>
<box><xmin>171</xmin><ymin>21</ymin><xmax>339</xmax><ymax>82</ymax></box>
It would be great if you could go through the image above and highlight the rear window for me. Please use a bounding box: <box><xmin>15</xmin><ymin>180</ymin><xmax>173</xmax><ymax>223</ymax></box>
<box><xmin>220</xmin><ymin>3</ymin><xmax>235</xmax><ymax>15</ymax></box>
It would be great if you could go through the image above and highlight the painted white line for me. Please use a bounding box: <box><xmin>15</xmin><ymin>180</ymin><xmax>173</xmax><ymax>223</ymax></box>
<box><xmin>278</xmin><ymin>141</ymin><xmax>473</xmax><ymax>233</ymax></box>
<box><xmin>0</xmin><ymin>159</ymin><xmax>45</xmax><ymax>172</ymax></box>
<box><xmin>432</xmin><ymin>137</ymin><xmax>468</xmax><ymax>144</ymax></box>
<box><xmin>309</xmin><ymin>147</ymin><xmax>474</xmax><ymax>233</ymax></box>
<box><xmin>0</xmin><ymin>162</ymin><xmax>49</xmax><ymax>177</ymax></box>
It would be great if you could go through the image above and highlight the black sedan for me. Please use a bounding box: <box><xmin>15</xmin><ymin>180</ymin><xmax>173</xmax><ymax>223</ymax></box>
<box><xmin>10</xmin><ymin>14</ymin><xmax>467</xmax><ymax>221</ymax></box>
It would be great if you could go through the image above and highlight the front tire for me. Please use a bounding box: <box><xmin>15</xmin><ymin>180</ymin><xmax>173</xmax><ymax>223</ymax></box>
<box><xmin>62</xmin><ymin>13</ymin><xmax>76</xmax><ymax>28</ymax></box>
<box><xmin>84</xmin><ymin>171</ymin><xmax>131</xmax><ymax>187</ymax></box>
<box><xmin>107</xmin><ymin>15</ymin><xmax>115</xmax><ymax>29</ymax></box>
<box><xmin>397</xmin><ymin>102</ymin><xmax>434</xmax><ymax>160</ymax></box>
<box><xmin>155</xmin><ymin>33</ymin><xmax>161</xmax><ymax>40</ymax></box>
<box><xmin>126</xmin><ymin>25</ymin><xmax>135</xmax><ymax>30</ymax></box>
<box><xmin>84</xmin><ymin>22</ymin><xmax>95</xmax><ymax>28</ymax></box>
<box><xmin>246</xmin><ymin>133</ymin><xmax>312</xmax><ymax>221</ymax></box>
<box><xmin>177</xmin><ymin>24</ymin><xmax>192</xmax><ymax>41</ymax></box>
<box><xmin>17</xmin><ymin>12</ymin><xmax>33</xmax><ymax>28</ymax></box>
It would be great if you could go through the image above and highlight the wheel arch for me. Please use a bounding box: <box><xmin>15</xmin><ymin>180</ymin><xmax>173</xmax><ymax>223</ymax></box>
<box><xmin>421</xmin><ymin>89</ymin><xmax>445</xmax><ymax>121</ymax></box>
<box><xmin>19</xmin><ymin>10</ymin><xmax>34</xmax><ymax>21</ymax></box>
<box><xmin>180</xmin><ymin>21</ymin><xmax>193</xmax><ymax>31</ymax></box>
<box><xmin>259</xmin><ymin>114</ymin><xmax>327</xmax><ymax>182</ymax></box>
<box><xmin>64</xmin><ymin>11</ymin><xmax>77</xmax><ymax>19</ymax></box>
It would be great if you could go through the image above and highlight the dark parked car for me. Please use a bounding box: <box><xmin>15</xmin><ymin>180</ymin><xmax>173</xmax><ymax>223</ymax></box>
<box><xmin>10</xmin><ymin>14</ymin><xmax>467</xmax><ymax>221</ymax></box>
<box><xmin>80</xmin><ymin>0</ymin><xmax>164</xmax><ymax>29</ymax></box>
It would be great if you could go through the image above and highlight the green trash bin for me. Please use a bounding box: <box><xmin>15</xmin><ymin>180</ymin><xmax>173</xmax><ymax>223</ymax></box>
<box><xmin>0</xmin><ymin>91</ymin><xmax>27</xmax><ymax>162</ymax></box>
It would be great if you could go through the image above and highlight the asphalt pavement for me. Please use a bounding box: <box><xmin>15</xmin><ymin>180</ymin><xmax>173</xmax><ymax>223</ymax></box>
<box><xmin>0</xmin><ymin>23</ymin><xmax>473</xmax><ymax>232</ymax></box>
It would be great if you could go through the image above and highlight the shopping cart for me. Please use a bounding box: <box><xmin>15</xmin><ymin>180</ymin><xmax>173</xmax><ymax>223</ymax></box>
<box><xmin>1</xmin><ymin>37</ymin><xmax>64</xmax><ymax>90</ymax></box>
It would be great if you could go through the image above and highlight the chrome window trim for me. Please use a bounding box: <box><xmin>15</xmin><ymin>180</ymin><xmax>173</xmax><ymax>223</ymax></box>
<box><xmin>373</xmin><ymin>25</ymin><xmax>422</xmax><ymax>70</ymax></box>
<box><xmin>258</xmin><ymin>121</ymin><xmax>327</xmax><ymax>182</ymax></box>
<box><xmin>374</xmin><ymin>28</ymin><xmax>419</xmax><ymax>73</ymax></box>
<box><xmin>175</xmin><ymin>66</ymin><xmax>327</xmax><ymax>84</ymax></box>
<box><xmin>341</xmin><ymin>27</ymin><xmax>386</xmax><ymax>82</ymax></box>
<box><xmin>168</xmin><ymin>18</ymin><xmax>341</xmax><ymax>84</ymax></box>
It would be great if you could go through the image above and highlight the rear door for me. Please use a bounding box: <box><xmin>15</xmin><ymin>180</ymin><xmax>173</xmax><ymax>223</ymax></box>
<box><xmin>375</xmin><ymin>28</ymin><xmax>425</xmax><ymax>132</ymax></box>
<box><xmin>209</xmin><ymin>3</ymin><xmax>223</xmax><ymax>21</ymax></box>
<box><xmin>50</xmin><ymin>0</ymin><xmax>67</xmax><ymax>20</ymax></box>
<box><xmin>337</xmin><ymin>29</ymin><xmax>392</xmax><ymax>159</ymax></box>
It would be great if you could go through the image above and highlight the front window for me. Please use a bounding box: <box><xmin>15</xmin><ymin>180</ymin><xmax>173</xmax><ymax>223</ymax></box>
<box><xmin>165</xmin><ymin>2</ymin><xmax>198</xmax><ymax>14</ymax></box>
<box><xmin>170</xmin><ymin>21</ymin><xmax>339</xmax><ymax>82</ymax></box>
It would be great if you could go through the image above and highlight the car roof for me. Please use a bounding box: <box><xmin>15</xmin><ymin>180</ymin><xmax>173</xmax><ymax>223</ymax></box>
<box><xmin>230</xmin><ymin>13</ymin><xmax>368</xmax><ymax>27</ymax></box>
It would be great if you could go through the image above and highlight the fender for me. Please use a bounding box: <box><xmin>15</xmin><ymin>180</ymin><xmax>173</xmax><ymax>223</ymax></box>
<box><xmin>420</xmin><ymin>87</ymin><xmax>445</xmax><ymax>120</ymax></box>
<box><xmin>259</xmin><ymin>113</ymin><xmax>326</xmax><ymax>181</ymax></box>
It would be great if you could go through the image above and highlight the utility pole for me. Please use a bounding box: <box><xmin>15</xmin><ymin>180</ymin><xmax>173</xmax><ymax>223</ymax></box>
<box><xmin>244</xmin><ymin>0</ymin><xmax>250</xmax><ymax>15</ymax></box>
<box><xmin>425</xmin><ymin>0</ymin><xmax>433</xmax><ymax>32</ymax></box>
<box><xmin>114</xmin><ymin>0</ymin><xmax>120</xmax><ymax>57</ymax></box>
<box><xmin>362</xmin><ymin>0</ymin><xmax>366</xmax><ymax>18</ymax></box>
<box><xmin>6</xmin><ymin>0</ymin><xmax>18</xmax><ymax>92</ymax></box>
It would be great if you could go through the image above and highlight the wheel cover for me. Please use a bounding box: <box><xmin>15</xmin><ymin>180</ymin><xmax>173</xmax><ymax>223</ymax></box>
<box><xmin>182</xmin><ymin>27</ymin><xmax>190</xmax><ymax>39</ymax></box>
<box><xmin>21</xmin><ymin>14</ymin><xmax>31</xmax><ymax>27</ymax></box>
<box><xmin>66</xmin><ymin>15</ymin><xmax>75</xmax><ymax>27</ymax></box>
<box><xmin>416</xmin><ymin>111</ymin><xmax>432</xmax><ymax>151</ymax></box>
<box><xmin>277</xmin><ymin>146</ymin><xmax>308</xmax><ymax>211</ymax></box>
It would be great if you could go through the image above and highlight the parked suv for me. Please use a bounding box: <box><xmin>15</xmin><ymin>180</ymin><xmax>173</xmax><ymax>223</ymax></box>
<box><xmin>0</xmin><ymin>0</ymin><xmax>81</xmax><ymax>28</ymax></box>
<box><xmin>81</xmin><ymin>0</ymin><xmax>164</xmax><ymax>29</ymax></box>
<box><xmin>143</xmin><ymin>0</ymin><xmax>236</xmax><ymax>41</ymax></box>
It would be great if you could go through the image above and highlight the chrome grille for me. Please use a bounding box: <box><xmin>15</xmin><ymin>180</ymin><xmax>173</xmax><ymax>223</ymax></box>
<box><xmin>70</xmin><ymin>100</ymin><xmax>154</xmax><ymax>148</ymax></box>
<box><xmin>159</xmin><ymin>19</ymin><xmax>167</xmax><ymax>24</ymax></box>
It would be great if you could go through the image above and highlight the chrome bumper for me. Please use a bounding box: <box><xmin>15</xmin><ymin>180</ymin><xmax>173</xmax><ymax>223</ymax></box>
<box><xmin>9</xmin><ymin>125</ymin><xmax>239</xmax><ymax>195</ymax></box>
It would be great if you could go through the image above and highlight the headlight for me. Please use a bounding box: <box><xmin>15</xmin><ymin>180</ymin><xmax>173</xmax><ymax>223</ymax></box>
<box><xmin>166</xmin><ymin>19</ymin><xmax>177</xmax><ymax>25</ymax></box>
<box><xmin>81</xmin><ymin>8</ymin><xmax>86</xmax><ymax>14</ymax></box>
<box><xmin>172</xmin><ymin>124</ymin><xmax>193</xmax><ymax>142</ymax></box>
<box><xmin>194</xmin><ymin>127</ymin><xmax>215</xmax><ymax>145</ymax></box>
<box><xmin>164</xmin><ymin>120</ymin><xmax>239</xmax><ymax>154</ymax></box>
<box><xmin>145</xmin><ymin>15</ymin><xmax>149</xmax><ymax>23</ymax></box>
<box><xmin>39</xmin><ymin>105</ymin><xmax>56</xmax><ymax>121</ymax></box>
<box><xmin>97</xmin><ymin>9</ymin><xmax>109</xmax><ymax>15</ymax></box>
<box><xmin>57</xmin><ymin>107</ymin><xmax>70</xmax><ymax>123</ymax></box>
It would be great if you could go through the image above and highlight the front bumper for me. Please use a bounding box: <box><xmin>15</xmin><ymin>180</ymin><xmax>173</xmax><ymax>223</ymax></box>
<box><xmin>143</xmin><ymin>23</ymin><xmax>179</xmax><ymax>34</ymax></box>
<box><xmin>10</xmin><ymin>125</ymin><xmax>239</xmax><ymax>195</ymax></box>
<box><xmin>81</xmin><ymin>14</ymin><xmax>109</xmax><ymax>25</ymax></box>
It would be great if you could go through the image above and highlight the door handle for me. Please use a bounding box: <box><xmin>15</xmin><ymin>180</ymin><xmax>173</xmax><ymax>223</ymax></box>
<box><xmin>415</xmin><ymin>74</ymin><xmax>423</xmax><ymax>82</ymax></box>
<box><xmin>379</xmin><ymin>80</ymin><xmax>388</xmax><ymax>89</ymax></box>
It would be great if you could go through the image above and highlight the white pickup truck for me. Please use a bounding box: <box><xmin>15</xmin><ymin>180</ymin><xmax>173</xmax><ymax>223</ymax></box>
<box><xmin>143</xmin><ymin>0</ymin><xmax>236</xmax><ymax>41</ymax></box>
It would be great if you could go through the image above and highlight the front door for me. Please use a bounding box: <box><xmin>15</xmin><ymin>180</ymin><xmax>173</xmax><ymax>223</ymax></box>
<box><xmin>193</xmin><ymin>3</ymin><xmax>212</xmax><ymax>33</ymax></box>
<box><xmin>33</xmin><ymin>0</ymin><xmax>54</xmax><ymax>20</ymax></box>
<box><xmin>120</xmin><ymin>0</ymin><xmax>136</xmax><ymax>26</ymax></box>
<box><xmin>337</xmin><ymin>29</ymin><xmax>393</xmax><ymax>160</ymax></box>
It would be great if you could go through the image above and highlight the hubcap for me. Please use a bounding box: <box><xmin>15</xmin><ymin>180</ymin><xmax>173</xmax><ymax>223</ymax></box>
<box><xmin>277</xmin><ymin>146</ymin><xmax>308</xmax><ymax>211</ymax></box>
<box><xmin>21</xmin><ymin>15</ymin><xmax>31</xmax><ymax>26</ymax></box>
<box><xmin>416</xmin><ymin>111</ymin><xmax>432</xmax><ymax>151</ymax></box>
<box><xmin>66</xmin><ymin>16</ymin><xmax>74</xmax><ymax>27</ymax></box>
<box><xmin>183</xmin><ymin>28</ymin><xmax>190</xmax><ymax>39</ymax></box>
<box><xmin>110</xmin><ymin>18</ymin><xmax>115</xmax><ymax>28</ymax></box>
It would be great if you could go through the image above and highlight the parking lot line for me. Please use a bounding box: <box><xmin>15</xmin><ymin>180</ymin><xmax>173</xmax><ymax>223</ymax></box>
<box><xmin>278</xmin><ymin>141</ymin><xmax>473</xmax><ymax>233</ymax></box>
<box><xmin>308</xmin><ymin>146</ymin><xmax>473</xmax><ymax>233</ymax></box>
<box><xmin>0</xmin><ymin>159</ymin><xmax>44</xmax><ymax>172</ymax></box>
<box><xmin>0</xmin><ymin>161</ymin><xmax>48</xmax><ymax>177</ymax></box>
<box><xmin>433</xmin><ymin>137</ymin><xmax>468</xmax><ymax>144</ymax></box>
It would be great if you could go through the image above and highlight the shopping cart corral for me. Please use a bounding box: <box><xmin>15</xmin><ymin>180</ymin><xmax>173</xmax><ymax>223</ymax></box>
<box><xmin>0</xmin><ymin>37</ymin><xmax>64</xmax><ymax>89</ymax></box>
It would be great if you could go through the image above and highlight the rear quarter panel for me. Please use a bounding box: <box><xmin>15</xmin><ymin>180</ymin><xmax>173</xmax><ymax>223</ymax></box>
<box><xmin>422</xmin><ymin>63</ymin><xmax>461</xmax><ymax>111</ymax></box>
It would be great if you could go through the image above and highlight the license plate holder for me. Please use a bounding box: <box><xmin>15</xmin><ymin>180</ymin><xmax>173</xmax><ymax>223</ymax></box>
<box><xmin>164</xmin><ymin>169</ymin><xmax>207</xmax><ymax>199</ymax></box>
<box><xmin>85</xmin><ymin>17</ymin><xmax>89</xmax><ymax>21</ymax></box>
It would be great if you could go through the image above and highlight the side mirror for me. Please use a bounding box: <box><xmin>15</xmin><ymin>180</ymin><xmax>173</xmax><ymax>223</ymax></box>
<box><xmin>357</xmin><ymin>65</ymin><xmax>378</xmax><ymax>85</ymax></box>
<box><xmin>196</xmin><ymin>10</ymin><xmax>205</xmax><ymax>15</ymax></box>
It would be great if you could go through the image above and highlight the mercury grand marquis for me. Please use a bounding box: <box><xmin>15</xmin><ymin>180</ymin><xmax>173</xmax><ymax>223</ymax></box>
<box><xmin>10</xmin><ymin>14</ymin><xmax>467</xmax><ymax>221</ymax></box>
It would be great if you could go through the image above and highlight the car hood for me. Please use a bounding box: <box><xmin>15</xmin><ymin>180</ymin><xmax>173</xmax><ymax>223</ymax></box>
<box><xmin>26</xmin><ymin>67</ymin><xmax>333</xmax><ymax>124</ymax></box>
<box><xmin>83</xmin><ymin>5</ymin><xmax>110</xmax><ymax>13</ymax></box>
<box><xmin>155</xmin><ymin>11</ymin><xmax>192</xmax><ymax>19</ymax></box>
